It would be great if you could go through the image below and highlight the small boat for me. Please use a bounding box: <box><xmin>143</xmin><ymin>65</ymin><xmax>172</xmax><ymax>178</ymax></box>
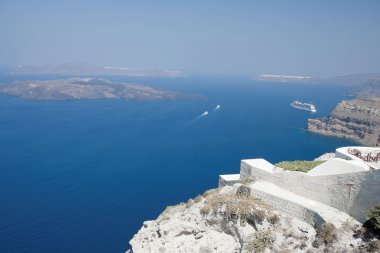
<box><xmin>201</xmin><ymin>111</ymin><xmax>209</xmax><ymax>116</ymax></box>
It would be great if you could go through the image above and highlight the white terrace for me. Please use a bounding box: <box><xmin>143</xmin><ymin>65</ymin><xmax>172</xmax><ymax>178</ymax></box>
<box><xmin>219</xmin><ymin>146</ymin><xmax>380</xmax><ymax>227</ymax></box>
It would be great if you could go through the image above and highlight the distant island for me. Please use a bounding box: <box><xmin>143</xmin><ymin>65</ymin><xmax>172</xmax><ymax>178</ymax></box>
<box><xmin>257</xmin><ymin>74</ymin><xmax>311</xmax><ymax>82</ymax></box>
<box><xmin>308</xmin><ymin>78</ymin><xmax>380</xmax><ymax>146</ymax></box>
<box><xmin>8</xmin><ymin>63</ymin><xmax>186</xmax><ymax>77</ymax></box>
<box><xmin>254</xmin><ymin>73</ymin><xmax>380</xmax><ymax>86</ymax></box>
<box><xmin>0</xmin><ymin>78</ymin><xmax>203</xmax><ymax>101</ymax></box>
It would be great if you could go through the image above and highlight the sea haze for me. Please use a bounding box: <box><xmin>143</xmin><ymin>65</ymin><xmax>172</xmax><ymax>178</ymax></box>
<box><xmin>0</xmin><ymin>75</ymin><xmax>355</xmax><ymax>253</ymax></box>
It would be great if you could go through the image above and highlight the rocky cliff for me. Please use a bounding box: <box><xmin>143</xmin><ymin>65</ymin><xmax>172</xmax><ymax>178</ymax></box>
<box><xmin>308</xmin><ymin>78</ymin><xmax>380</xmax><ymax>147</ymax></box>
<box><xmin>308</xmin><ymin>98</ymin><xmax>380</xmax><ymax>146</ymax></box>
<box><xmin>129</xmin><ymin>183</ymin><xmax>378</xmax><ymax>253</ymax></box>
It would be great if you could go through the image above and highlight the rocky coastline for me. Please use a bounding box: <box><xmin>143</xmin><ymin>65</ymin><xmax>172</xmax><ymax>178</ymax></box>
<box><xmin>307</xmin><ymin>78</ymin><xmax>380</xmax><ymax>147</ymax></box>
<box><xmin>307</xmin><ymin>98</ymin><xmax>380</xmax><ymax>147</ymax></box>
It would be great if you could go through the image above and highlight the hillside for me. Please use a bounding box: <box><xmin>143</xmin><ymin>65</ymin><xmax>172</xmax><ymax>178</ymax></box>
<box><xmin>129</xmin><ymin>183</ymin><xmax>378</xmax><ymax>253</ymax></box>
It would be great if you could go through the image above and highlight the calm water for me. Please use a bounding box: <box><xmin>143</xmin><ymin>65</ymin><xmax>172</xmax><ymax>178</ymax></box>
<box><xmin>0</xmin><ymin>76</ymin><xmax>355</xmax><ymax>252</ymax></box>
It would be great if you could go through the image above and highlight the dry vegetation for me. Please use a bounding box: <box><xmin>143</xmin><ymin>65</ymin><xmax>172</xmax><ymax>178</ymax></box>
<box><xmin>314</xmin><ymin>223</ymin><xmax>338</xmax><ymax>247</ymax></box>
<box><xmin>200</xmin><ymin>185</ymin><xmax>270</xmax><ymax>225</ymax></box>
<box><xmin>274</xmin><ymin>160</ymin><xmax>325</xmax><ymax>173</ymax></box>
<box><xmin>244</xmin><ymin>230</ymin><xmax>273</xmax><ymax>253</ymax></box>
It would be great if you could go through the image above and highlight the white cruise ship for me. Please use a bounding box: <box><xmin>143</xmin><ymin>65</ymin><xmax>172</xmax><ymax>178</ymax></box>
<box><xmin>290</xmin><ymin>101</ymin><xmax>317</xmax><ymax>112</ymax></box>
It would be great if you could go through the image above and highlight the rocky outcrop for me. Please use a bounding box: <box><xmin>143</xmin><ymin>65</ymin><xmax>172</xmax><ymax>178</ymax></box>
<box><xmin>129</xmin><ymin>183</ymin><xmax>377</xmax><ymax>253</ymax></box>
<box><xmin>308</xmin><ymin>98</ymin><xmax>380</xmax><ymax>146</ymax></box>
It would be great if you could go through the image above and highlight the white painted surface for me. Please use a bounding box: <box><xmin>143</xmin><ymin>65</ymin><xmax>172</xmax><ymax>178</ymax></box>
<box><xmin>308</xmin><ymin>158</ymin><xmax>368</xmax><ymax>176</ymax></box>
<box><xmin>250</xmin><ymin>181</ymin><xmax>354</xmax><ymax>227</ymax></box>
<box><xmin>243</xmin><ymin>159</ymin><xmax>283</xmax><ymax>173</ymax></box>
<box><xmin>240</xmin><ymin>157</ymin><xmax>380</xmax><ymax>222</ymax></box>
<box><xmin>219</xmin><ymin>174</ymin><xmax>240</xmax><ymax>181</ymax></box>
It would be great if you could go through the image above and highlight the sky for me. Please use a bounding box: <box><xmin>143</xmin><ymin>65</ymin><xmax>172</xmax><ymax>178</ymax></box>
<box><xmin>0</xmin><ymin>0</ymin><xmax>380</xmax><ymax>76</ymax></box>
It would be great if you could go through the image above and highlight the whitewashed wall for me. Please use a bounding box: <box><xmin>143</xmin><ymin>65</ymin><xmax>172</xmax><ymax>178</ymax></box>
<box><xmin>240</xmin><ymin>159</ymin><xmax>380</xmax><ymax>223</ymax></box>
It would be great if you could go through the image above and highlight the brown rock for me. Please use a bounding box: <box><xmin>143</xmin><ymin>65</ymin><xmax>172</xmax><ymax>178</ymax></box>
<box><xmin>307</xmin><ymin>98</ymin><xmax>380</xmax><ymax>146</ymax></box>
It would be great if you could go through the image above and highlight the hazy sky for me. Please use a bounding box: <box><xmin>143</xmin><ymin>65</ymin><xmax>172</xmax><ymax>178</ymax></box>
<box><xmin>1</xmin><ymin>0</ymin><xmax>379</xmax><ymax>76</ymax></box>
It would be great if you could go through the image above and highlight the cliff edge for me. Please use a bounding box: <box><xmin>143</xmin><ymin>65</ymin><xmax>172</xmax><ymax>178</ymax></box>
<box><xmin>307</xmin><ymin>78</ymin><xmax>380</xmax><ymax>146</ymax></box>
<box><xmin>129</xmin><ymin>183</ymin><xmax>378</xmax><ymax>253</ymax></box>
<box><xmin>307</xmin><ymin>98</ymin><xmax>380</xmax><ymax>146</ymax></box>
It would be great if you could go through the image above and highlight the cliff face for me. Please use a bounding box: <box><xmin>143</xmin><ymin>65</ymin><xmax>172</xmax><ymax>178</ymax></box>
<box><xmin>308</xmin><ymin>98</ymin><xmax>380</xmax><ymax>146</ymax></box>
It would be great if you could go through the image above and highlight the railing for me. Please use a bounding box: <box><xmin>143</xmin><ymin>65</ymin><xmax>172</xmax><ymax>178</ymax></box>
<box><xmin>348</xmin><ymin>148</ymin><xmax>380</xmax><ymax>162</ymax></box>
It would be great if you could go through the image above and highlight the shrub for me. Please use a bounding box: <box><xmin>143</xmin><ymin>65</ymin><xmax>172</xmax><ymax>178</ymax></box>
<box><xmin>244</xmin><ymin>230</ymin><xmax>272</xmax><ymax>253</ymax></box>
<box><xmin>200</xmin><ymin>193</ymin><xmax>268</xmax><ymax>223</ymax></box>
<box><xmin>268</xmin><ymin>214</ymin><xmax>280</xmax><ymax>225</ymax></box>
<box><xmin>203</xmin><ymin>189</ymin><xmax>217</xmax><ymax>198</ymax></box>
<box><xmin>194</xmin><ymin>195</ymin><xmax>203</xmax><ymax>203</ymax></box>
<box><xmin>274</xmin><ymin>160</ymin><xmax>324</xmax><ymax>173</ymax></box>
<box><xmin>341</xmin><ymin>219</ymin><xmax>354</xmax><ymax>232</ymax></box>
<box><xmin>368</xmin><ymin>240</ymin><xmax>380</xmax><ymax>252</ymax></box>
<box><xmin>368</xmin><ymin>204</ymin><xmax>380</xmax><ymax>230</ymax></box>
<box><xmin>315</xmin><ymin>223</ymin><xmax>338</xmax><ymax>246</ymax></box>
<box><xmin>255</xmin><ymin>209</ymin><xmax>266</xmax><ymax>222</ymax></box>
<box><xmin>185</xmin><ymin>198</ymin><xmax>194</xmax><ymax>208</ymax></box>
<box><xmin>236</xmin><ymin>185</ymin><xmax>251</xmax><ymax>197</ymax></box>
<box><xmin>241</xmin><ymin>176</ymin><xmax>256</xmax><ymax>185</ymax></box>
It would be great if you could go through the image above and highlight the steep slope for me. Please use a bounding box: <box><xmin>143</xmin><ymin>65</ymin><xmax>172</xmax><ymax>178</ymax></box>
<box><xmin>308</xmin><ymin>79</ymin><xmax>380</xmax><ymax>146</ymax></box>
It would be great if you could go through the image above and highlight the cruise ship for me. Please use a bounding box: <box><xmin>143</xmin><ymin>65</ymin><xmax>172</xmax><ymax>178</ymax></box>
<box><xmin>290</xmin><ymin>101</ymin><xmax>317</xmax><ymax>112</ymax></box>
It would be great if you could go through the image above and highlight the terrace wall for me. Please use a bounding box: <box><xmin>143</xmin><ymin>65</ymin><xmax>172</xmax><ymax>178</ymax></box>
<box><xmin>240</xmin><ymin>159</ymin><xmax>380</xmax><ymax>222</ymax></box>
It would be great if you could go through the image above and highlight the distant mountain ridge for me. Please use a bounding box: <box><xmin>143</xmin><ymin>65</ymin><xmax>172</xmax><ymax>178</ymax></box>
<box><xmin>352</xmin><ymin>78</ymin><xmax>380</xmax><ymax>99</ymax></box>
<box><xmin>8</xmin><ymin>63</ymin><xmax>186</xmax><ymax>77</ymax></box>
<box><xmin>255</xmin><ymin>73</ymin><xmax>380</xmax><ymax>86</ymax></box>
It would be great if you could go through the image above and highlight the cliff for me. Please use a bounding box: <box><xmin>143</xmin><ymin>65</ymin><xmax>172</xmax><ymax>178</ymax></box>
<box><xmin>129</xmin><ymin>183</ymin><xmax>377</xmax><ymax>253</ymax></box>
<box><xmin>307</xmin><ymin>78</ymin><xmax>380</xmax><ymax>146</ymax></box>
<box><xmin>308</xmin><ymin>98</ymin><xmax>380</xmax><ymax>146</ymax></box>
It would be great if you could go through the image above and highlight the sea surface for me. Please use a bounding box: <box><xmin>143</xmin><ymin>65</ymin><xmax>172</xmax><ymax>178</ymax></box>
<box><xmin>0</xmin><ymin>75</ymin><xmax>355</xmax><ymax>253</ymax></box>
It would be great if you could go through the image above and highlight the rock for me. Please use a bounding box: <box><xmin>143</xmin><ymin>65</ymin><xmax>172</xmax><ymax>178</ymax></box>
<box><xmin>308</xmin><ymin>98</ymin><xmax>380</xmax><ymax>146</ymax></box>
<box><xmin>129</xmin><ymin>184</ymin><xmax>370</xmax><ymax>252</ymax></box>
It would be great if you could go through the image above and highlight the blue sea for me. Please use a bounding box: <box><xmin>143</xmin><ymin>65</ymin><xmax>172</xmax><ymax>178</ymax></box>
<box><xmin>0</xmin><ymin>75</ymin><xmax>355</xmax><ymax>253</ymax></box>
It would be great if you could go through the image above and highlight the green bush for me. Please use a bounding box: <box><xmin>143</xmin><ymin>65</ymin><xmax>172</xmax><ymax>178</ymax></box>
<box><xmin>368</xmin><ymin>204</ymin><xmax>380</xmax><ymax>230</ymax></box>
<box><xmin>274</xmin><ymin>160</ymin><xmax>325</xmax><ymax>173</ymax></box>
